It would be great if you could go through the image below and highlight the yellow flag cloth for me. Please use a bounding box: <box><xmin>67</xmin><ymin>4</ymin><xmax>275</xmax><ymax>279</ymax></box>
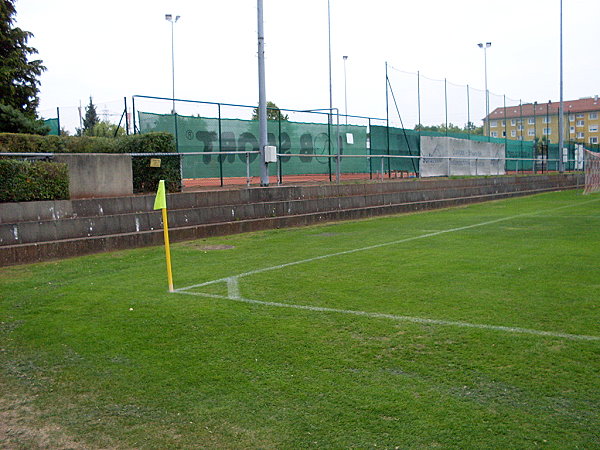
<box><xmin>153</xmin><ymin>180</ymin><xmax>167</xmax><ymax>210</ymax></box>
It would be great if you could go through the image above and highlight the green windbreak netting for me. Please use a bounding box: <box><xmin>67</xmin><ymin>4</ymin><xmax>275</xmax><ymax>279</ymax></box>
<box><xmin>138</xmin><ymin>112</ymin><xmax>369</xmax><ymax>178</ymax></box>
<box><xmin>44</xmin><ymin>118</ymin><xmax>59</xmax><ymax>136</ymax></box>
<box><xmin>370</xmin><ymin>126</ymin><xmax>420</xmax><ymax>172</ymax></box>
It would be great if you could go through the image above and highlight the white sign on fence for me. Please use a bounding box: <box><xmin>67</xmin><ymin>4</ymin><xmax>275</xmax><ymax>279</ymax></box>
<box><xmin>419</xmin><ymin>136</ymin><xmax>505</xmax><ymax>177</ymax></box>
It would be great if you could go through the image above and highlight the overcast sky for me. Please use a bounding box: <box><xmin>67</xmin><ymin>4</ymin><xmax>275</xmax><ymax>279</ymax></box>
<box><xmin>14</xmin><ymin>0</ymin><xmax>600</xmax><ymax>131</ymax></box>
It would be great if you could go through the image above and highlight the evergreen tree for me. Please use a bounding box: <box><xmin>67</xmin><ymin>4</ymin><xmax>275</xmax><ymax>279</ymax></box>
<box><xmin>0</xmin><ymin>0</ymin><xmax>46</xmax><ymax>118</ymax></box>
<box><xmin>252</xmin><ymin>101</ymin><xmax>289</xmax><ymax>121</ymax></box>
<box><xmin>82</xmin><ymin>97</ymin><xmax>99</xmax><ymax>133</ymax></box>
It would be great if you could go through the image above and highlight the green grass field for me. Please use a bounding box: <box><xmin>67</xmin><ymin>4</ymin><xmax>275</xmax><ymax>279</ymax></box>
<box><xmin>1</xmin><ymin>190</ymin><xmax>599</xmax><ymax>448</ymax></box>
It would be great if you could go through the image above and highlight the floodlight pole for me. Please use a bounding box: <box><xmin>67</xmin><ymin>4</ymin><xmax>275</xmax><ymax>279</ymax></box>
<box><xmin>558</xmin><ymin>0</ymin><xmax>565</xmax><ymax>172</ymax></box>
<box><xmin>165</xmin><ymin>14</ymin><xmax>180</xmax><ymax>113</ymax></box>
<box><xmin>478</xmin><ymin>42</ymin><xmax>491</xmax><ymax>139</ymax></box>
<box><xmin>328</xmin><ymin>0</ymin><xmax>333</xmax><ymax>127</ymax></box>
<box><xmin>257</xmin><ymin>0</ymin><xmax>269</xmax><ymax>186</ymax></box>
<box><xmin>343</xmin><ymin>55</ymin><xmax>348</xmax><ymax>125</ymax></box>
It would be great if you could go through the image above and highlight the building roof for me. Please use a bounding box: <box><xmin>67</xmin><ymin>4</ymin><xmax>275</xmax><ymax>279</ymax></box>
<box><xmin>487</xmin><ymin>96</ymin><xmax>600</xmax><ymax>120</ymax></box>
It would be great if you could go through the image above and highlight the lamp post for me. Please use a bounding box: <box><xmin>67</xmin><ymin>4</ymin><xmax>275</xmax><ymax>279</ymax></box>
<box><xmin>327</xmin><ymin>0</ymin><xmax>333</xmax><ymax>124</ymax></box>
<box><xmin>477</xmin><ymin>42</ymin><xmax>491</xmax><ymax>138</ymax></box>
<box><xmin>257</xmin><ymin>0</ymin><xmax>269</xmax><ymax>186</ymax></box>
<box><xmin>165</xmin><ymin>14</ymin><xmax>180</xmax><ymax>113</ymax></box>
<box><xmin>343</xmin><ymin>55</ymin><xmax>348</xmax><ymax>124</ymax></box>
<box><xmin>558</xmin><ymin>0</ymin><xmax>565</xmax><ymax>172</ymax></box>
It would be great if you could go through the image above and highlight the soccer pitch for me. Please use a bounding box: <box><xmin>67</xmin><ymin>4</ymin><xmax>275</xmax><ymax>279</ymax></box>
<box><xmin>1</xmin><ymin>190</ymin><xmax>599</xmax><ymax>448</ymax></box>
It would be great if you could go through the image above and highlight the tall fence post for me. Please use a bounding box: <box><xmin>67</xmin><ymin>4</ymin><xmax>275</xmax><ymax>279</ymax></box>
<box><xmin>327</xmin><ymin>117</ymin><xmax>332</xmax><ymax>182</ymax></box>
<box><xmin>335</xmin><ymin>110</ymin><xmax>341</xmax><ymax>184</ymax></box>
<box><xmin>368</xmin><ymin>118</ymin><xmax>373</xmax><ymax>180</ymax></box>
<box><xmin>56</xmin><ymin>107</ymin><xmax>61</xmax><ymax>136</ymax></box>
<box><xmin>503</xmin><ymin>95</ymin><xmax>508</xmax><ymax>162</ymax></box>
<box><xmin>246</xmin><ymin>152</ymin><xmax>250</xmax><ymax>187</ymax></box>
<box><xmin>218</xmin><ymin>103</ymin><xmax>224</xmax><ymax>187</ymax></box>
<box><xmin>444</xmin><ymin>78</ymin><xmax>448</xmax><ymax>137</ymax></box>
<box><xmin>124</xmin><ymin>97</ymin><xmax>129</xmax><ymax>135</ymax></box>
<box><xmin>132</xmin><ymin>96</ymin><xmax>137</xmax><ymax>134</ymax></box>
<box><xmin>519</xmin><ymin>99</ymin><xmax>523</xmax><ymax>173</ymax></box>
<box><xmin>466</xmin><ymin>85</ymin><xmax>471</xmax><ymax>140</ymax></box>
<box><xmin>278</xmin><ymin>113</ymin><xmax>283</xmax><ymax>185</ymax></box>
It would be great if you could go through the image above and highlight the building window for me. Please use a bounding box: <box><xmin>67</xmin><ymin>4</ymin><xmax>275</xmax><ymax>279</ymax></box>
<box><xmin>543</xmin><ymin>117</ymin><xmax>551</xmax><ymax>124</ymax></box>
<box><xmin>528</xmin><ymin>129</ymin><xmax>535</xmax><ymax>136</ymax></box>
<box><xmin>502</xmin><ymin>131</ymin><xmax>506</xmax><ymax>137</ymax></box>
<box><xmin>577</xmin><ymin>120</ymin><xmax>585</xmax><ymax>127</ymax></box>
<box><xmin>569</xmin><ymin>114</ymin><xmax>575</xmax><ymax>122</ymax></box>
<box><xmin>517</xmin><ymin>125</ymin><xmax>524</xmax><ymax>131</ymax></box>
<box><xmin>490</xmin><ymin>120</ymin><xmax>497</xmax><ymax>128</ymax></box>
<box><xmin>590</xmin><ymin>125</ymin><xmax>599</xmax><ymax>133</ymax></box>
<box><xmin>511</xmin><ymin>130</ymin><xmax>516</xmax><ymax>137</ymax></box>
<box><xmin>510</xmin><ymin>119</ymin><xmax>516</xmax><ymax>126</ymax></box>
<box><xmin>501</xmin><ymin>120</ymin><xmax>506</xmax><ymax>127</ymax></box>
<box><xmin>576</xmin><ymin>113</ymin><xmax>584</xmax><ymax>118</ymax></box>
<box><xmin>577</xmin><ymin>132</ymin><xmax>585</xmax><ymax>139</ymax></box>
<box><xmin>570</xmin><ymin>126</ymin><xmax>575</xmax><ymax>133</ymax></box>
<box><xmin>543</xmin><ymin>128</ymin><xmax>551</xmax><ymax>135</ymax></box>
<box><xmin>591</xmin><ymin>137</ymin><xmax>599</xmax><ymax>144</ymax></box>
<box><xmin>528</xmin><ymin>117</ymin><xmax>535</xmax><ymax>125</ymax></box>
<box><xmin>590</xmin><ymin>112</ymin><xmax>599</xmax><ymax>120</ymax></box>
<box><xmin>491</xmin><ymin>131</ymin><xmax>498</xmax><ymax>137</ymax></box>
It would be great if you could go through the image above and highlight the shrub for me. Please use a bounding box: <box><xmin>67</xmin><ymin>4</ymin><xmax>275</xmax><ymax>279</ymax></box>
<box><xmin>0</xmin><ymin>131</ymin><xmax>181</xmax><ymax>195</ymax></box>
<box><xmin>0</xmin><ymin>159</ymin><xmax>69</xmax><ymax>202</ymax></box>
<box><xmin>0</xmin><ymin>103</ymin><xmax>51</xmax><ymax>135</ymax></box>
<box><xmin>124</xmin><ymin>133</ymin><xmax>181</xmax><ymax>194</ymax></box>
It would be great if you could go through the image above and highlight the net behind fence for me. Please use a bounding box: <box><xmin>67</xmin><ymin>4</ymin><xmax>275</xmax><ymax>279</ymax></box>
<box><xmin>43</xmin><ymin>118</ymin><xmax>59</xmax><ymax>136</ymax></box>
<box><xmin>584</xmin><ymin>149</ymin><xmax>600</xmax><ymax>194</ymax></box>
<box><xmin>138</xmin><ymin>112</ymin><xmax>370</xmax><ymax>178</ymax></box>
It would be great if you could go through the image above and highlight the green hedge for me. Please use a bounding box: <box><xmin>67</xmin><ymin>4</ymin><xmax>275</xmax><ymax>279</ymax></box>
<box><xmin>0</xmin><ymin>132</ymin><xmax>181</xmax><ymax>195</ymax></box>
<box><xmin>0</xmin><ymin>159</ymin><xmax>69</xmax><ymax>202</ymax></box>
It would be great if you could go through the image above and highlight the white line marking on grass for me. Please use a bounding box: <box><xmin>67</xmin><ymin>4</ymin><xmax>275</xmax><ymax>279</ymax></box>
<box><xmin>175</xmin><ymin>289</ymin><xmax>600</xmax><ymax>342</ymax></box>
<box><xmin>177</xmin><ymin>197</ymin><xmax>600</xmax><ymax>292</ymax></box>
<box><xmin>172</xmin><ymin>196</ymin><xmax>600</xmax><ymax>342</ymax></box>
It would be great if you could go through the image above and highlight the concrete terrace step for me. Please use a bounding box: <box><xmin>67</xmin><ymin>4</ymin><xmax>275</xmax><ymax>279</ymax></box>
<box><xmin>0</xmin><ymin>174</ymin><xmax>584</xmax><ymax>266</ymax></box>
<box><xmin>0</xmin><ymin>175</ymin><xmax>571</xmax><ymax>225</ymax></box>
<box><xmin>0</xmin><ymin>184</ymin><xmax>567</xmax><ymax>267</ymax></box>
<box><xmin>0</xmin><ymin>180</ymin><xmax>566</xmax><ymax>247</ymax></box>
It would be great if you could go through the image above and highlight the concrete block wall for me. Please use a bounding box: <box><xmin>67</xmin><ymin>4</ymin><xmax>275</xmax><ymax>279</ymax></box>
<box><xmin>0</xmin><ymin>173</ymin><xmax>584</xmax><ymax>266</ymax></box>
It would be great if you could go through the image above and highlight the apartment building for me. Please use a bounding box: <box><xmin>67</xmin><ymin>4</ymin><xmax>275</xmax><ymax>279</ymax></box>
<box><xmin>484</xmin><ymin>96</ymin><xmax>600</xmax><ymax>145</ymax></box>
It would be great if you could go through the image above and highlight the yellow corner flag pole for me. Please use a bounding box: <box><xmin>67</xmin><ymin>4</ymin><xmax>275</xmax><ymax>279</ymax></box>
<box><xmin>154</xmin><ymin>180</ymin><xmax>174</xmax><ymax>292</ymax></box>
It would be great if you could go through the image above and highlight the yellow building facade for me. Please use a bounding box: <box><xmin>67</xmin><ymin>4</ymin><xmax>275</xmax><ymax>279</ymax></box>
<box><xmin>484</xmin><ymin>97</ymin><xmax>600</xmax><ymax>145</ymax></box>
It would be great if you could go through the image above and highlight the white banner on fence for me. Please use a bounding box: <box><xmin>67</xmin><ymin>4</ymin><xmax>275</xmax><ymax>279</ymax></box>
<box><xmin>419</xmin><ymin>136</ymin><xmax>505</xmax><ymax>177</ymax></box>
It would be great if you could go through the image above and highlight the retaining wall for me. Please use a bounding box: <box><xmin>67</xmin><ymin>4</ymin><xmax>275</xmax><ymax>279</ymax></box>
<box><xmin>54</xmin><ymin>153</ymin><xmax>133</xmax><ymax>199</ymax></box>
<box><xmin>0</xmin><ymin>174</ymin><xmax>584</xmax><ymax>266</ymax></box>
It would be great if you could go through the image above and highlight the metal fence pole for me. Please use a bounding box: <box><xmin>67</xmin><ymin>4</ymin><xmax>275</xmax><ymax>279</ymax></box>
<box><xmin>444</xmin><ymin>78</ymin><xmax>448</xmax><ymax>137</ymax></box>
<box><xmin>246</xmin><ymin>152</ymin><xmax>250</xmax><ymax>187</ymax></box>
<box><xmin>467</xmin><ymin>85</ymin><xmax>471</xmax><ymax>140</ymax></box>
<box><xmin>56</xmin><ymin>107</ymin><xmax>61</xmax><ymax>136</ymax></box>
<box><xmin>336</xmin><ymin>110</ymin><xmax>340</xmax><ymax>183</ymax></box>
<box><xmin>132</xmin><ymin>96</ymin><xmax>137</xmax><ymax>134</ymax></box>
<box><xmin>368</xmin><ymin>118</ymin><xmax>373</xmax><ymax>180</ymax></box>
<box><xmin>218</xmin><ymin>104</ymin><xmax>224</xmax><ymax>187</ymax></box>
<box><xmin>278</xmin><ymin>113</ymin><xmax>282</xmax><ymax>185</ymax></box>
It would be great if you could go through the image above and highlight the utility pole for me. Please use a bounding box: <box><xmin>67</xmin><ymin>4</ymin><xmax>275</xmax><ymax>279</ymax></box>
<box><xmin>257</xmin><ymin>0</ymin><xmax>269</xmax><ymax>186</ymax></box>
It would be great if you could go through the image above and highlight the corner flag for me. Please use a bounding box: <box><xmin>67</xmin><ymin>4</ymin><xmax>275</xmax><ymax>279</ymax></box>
<box><xmin>154</xmin><ymin>180</ymin><xmax>167</xmax><ymax>210</ymax></box>
<box><xmin>154</xmin><ymin>180</ymin><xmax>174</xmax><ymax>292</ymax></box>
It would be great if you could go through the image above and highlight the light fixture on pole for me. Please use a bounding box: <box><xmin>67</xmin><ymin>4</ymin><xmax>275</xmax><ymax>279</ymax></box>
<box><xmin>477</xmin><ymin>42</ymin><xmax>491</xmax><ymax>138</ymax></box>
<box><xmin>165</xmin><ymin>14</ymin><xmax>180</xmax><ymax>113</ymax></box>
<box><xmin>343</xmin><ymin>55</ymin><xmax>348</xmax><ymax>125</ymax></box>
